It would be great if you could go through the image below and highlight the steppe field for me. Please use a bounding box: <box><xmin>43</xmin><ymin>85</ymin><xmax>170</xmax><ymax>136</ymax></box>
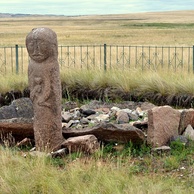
<box><xmin>1</xmin><ymin>11</ymin><xmax>194</xmax><ymax>194</ymax></box>
<box><xmin>1</xmin><ymin>11</ymin><xmax>194</xmax><ymax>102</ymax></box>
<box><xmin>1</xmin><ymin>10</ymin><xmax>194</xmax><ymax>46</ymax></box>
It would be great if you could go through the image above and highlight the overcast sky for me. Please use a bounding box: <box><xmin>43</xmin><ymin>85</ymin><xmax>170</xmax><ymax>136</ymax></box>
<box><xmin>1</xmin><ymin>0</ymin><xmax>194</xmax><ymax>16</ymax></box>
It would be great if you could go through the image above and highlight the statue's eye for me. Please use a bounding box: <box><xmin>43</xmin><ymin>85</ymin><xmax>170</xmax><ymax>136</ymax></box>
<box><xmin>28</xmin><ymin>42</ymin><xmax>34</xmax><ymax>48</ymax></box>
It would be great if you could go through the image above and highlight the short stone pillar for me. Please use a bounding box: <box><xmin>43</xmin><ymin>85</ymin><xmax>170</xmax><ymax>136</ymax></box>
<box><xmin>26</xmin><ymin>27</ymin><xmax>63</xmax><ymax>152</ymax></box>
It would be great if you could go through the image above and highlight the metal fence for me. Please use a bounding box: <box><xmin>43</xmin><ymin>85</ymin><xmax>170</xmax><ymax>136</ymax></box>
<box><xmin>0</xmin><ymin>44</ymin><xmax>193</xmax><ymax>74</ymax></box>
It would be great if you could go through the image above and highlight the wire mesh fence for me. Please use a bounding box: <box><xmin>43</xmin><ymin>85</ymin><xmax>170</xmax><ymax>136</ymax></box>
<box><xmin>0</xmin><ymin>44</ymin><xmax>193</xmax><ymax>75</ymax></box>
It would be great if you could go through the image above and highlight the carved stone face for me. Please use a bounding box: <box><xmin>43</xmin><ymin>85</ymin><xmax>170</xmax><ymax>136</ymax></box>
<box><xmin>26</xmin><ymin>28</ymin><xmax>56</xmax><ymax>63</ymax></box>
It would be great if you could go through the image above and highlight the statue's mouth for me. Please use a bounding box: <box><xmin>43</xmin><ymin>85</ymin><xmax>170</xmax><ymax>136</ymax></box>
<box><xmin>32</xmin><ymin>54</ymin><xmax>44</xmax><ymax>57</ymax></box>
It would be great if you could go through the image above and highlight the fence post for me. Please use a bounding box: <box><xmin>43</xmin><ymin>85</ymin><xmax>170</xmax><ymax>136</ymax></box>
<box><xmin>15</xmin><ymin>44</ymin><xmax>19</xmax><ymax>74</ymax></box>
<box><xmin>104</xmin><ymin>44</ymin><xmax>107</xmax><ymax>72</ymax></box>
<box><xmin>193</xmin><ymin>45</ymin><xmax>194</xmax><ymax>74</ymax></box>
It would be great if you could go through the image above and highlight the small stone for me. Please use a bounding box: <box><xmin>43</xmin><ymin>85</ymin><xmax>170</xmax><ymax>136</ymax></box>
<box><xmin>95</xmin><ymin>107</ymin><xmax>110</xmax><ymax>114</ymax></box>
<box><xmin>116</xmin><ymin>111</ymin><xmax>129</xmax><ymax>124</ymax></box>
<box><xmin>62</xmin><ymin>123</ymin><xmax>67</xmax><ymax>128</ymax></box>
<box><xmin>132</xmin><ymin>120</ymin><xmax>148</xmax><ymax>130</ymax></box>
<box><xmin>119</xmin><ymin>109</ymin><xmax>132</xmax><ymax>114</ymax></box>
<box><xmin>170</xmin><ymin>135</ymin><xmax>188</xmax><ymax>145</ymax></box>
<box><xmin>95</xmin><ymin>114</ymin><xmax>109</xmax><ymax>122</ymax></box>
<box><xmin>111</xmin><ymin>106</ymin><xmax>120</xmax><ymax>112</ymax></box>
<box><xmin>128</xmin><ymin>113</ymin><xmax>139</xmax><ymax>121</ymax></box>
<box><xmin>136</xmin><ymin>107</ymin><xmax>143</xmax><ymax>115</ymax></box>
<box><xmin>87</xmin><ymin>114</ymin><xmax>99</xmax><ymax>121</ymax></box>
<box><xmin>183</xmin><ymin>124</ymin><xmax>194</xmax><ymax>141</ymax></box>
<box><xmin>69</xmin><ymin>107</ymin><xmax>79</xmax><ymax>113</ymax></box>
<box><xmin>178</xmin><ymin>109</ymin><xmax>194</xmax><ymax>134</ymax></box>
<box><xmin>62</xmin><ymin>135</ymin><xmax>100</xmax><ymax>154</ymax></box>
<box><xmin>140</xmin><ymin>102</ymin><xmax>156</xmax><ymax>111</ymax></box>
<box><xmin>79</xmin><ymin>109</ymin><xmax>96</xmax><ymax>117</ymax></box>
<box><xmin>50</xmin><ymin>148</ymin><xmax>68</xmax><ymax>158</ymax></box>
<box><xmin>151</xmin><ymin>146</ymin><xmax>171</xmax><ymax>155</ymax></box>
<box><xmin>73</xmin><ymin>109</ymin><xmax>81</xmax><ymax>119</ymax></box>
<box><xmin>152</xmin><ymin>146</ymin><xmax>171</xmax><ymax>151</ymax></box>
<box><xmin>16</xmin><ymin>138</ymin><xmax>32</xmax><ymax>148</ymax></box>
<box><xmin>80</xmin><ymin>118</ymin><xmax>90</xmax><ymax>125</ymax></box>
<box><xmin>30</xmin><ymin>147</ymin><xmax>36</xmax><ymax>152</ymax></box>
<box><xmin>66</xmin><ymin>120</ymin><xmax>80</xmax><ymax>128</ymax></box>
<box><xmin>61</xmin><ymin>111</ymin><xmax>72</xmax><ymax>122</ymax></box>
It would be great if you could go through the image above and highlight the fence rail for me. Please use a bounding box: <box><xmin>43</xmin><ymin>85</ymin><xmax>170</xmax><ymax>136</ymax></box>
<box><xmin>0</xmin><ymin>44</ymin><xmax>193</xmax><ymax>74</ymax></box>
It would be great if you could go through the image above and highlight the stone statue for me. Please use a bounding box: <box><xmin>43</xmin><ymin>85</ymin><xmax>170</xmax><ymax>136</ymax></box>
<box><xmin>26</xmin><ymin>27</ymin><xmax>63</xmax><ymax>151</ymax></box>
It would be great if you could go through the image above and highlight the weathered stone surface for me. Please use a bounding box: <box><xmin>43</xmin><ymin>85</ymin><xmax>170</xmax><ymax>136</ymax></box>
<box><xmin>0</xmin><ymin>106</ymin><xmax>17</xmax><ymax>119</ymax></box>
<box><xmin>95</xmin><ymin>107</ymin><xmax>110</xmax><ymax>114</ymax></box>
<box><xmin>26</xmin><ymin>27</ymin><xmax>63</xmax><ymax>151</ymax></box>
<box><xmin>132</xmin><ymin>120</ymin><xmax>148</xmax><ymax>131</ymax></box>
<box><xmin>50</xmin><ymin>148</ymin><xmax>68</xmax><ymax>158</ymax></box>
<box><xmin>0</xmin><ymin>118</ymin><xmax>33</xmax><ymax>141</ymax></box>
<box><xmin>183</xmin><ymin>124</ymin><xmax>194</xmax><ymax>141</ymax></box>
<box><xmin>140</xmin><ymin>102</ymin><xmax>156</xmax><ymax>111</ymax></box>
<box><xmin>16</xmin><ymin>137</ymin><xmax>33</xmax><ymax>148</ymax></box>
<box><xmin>61</xmin><ymin>111</ymin><xmax>72</xmax><ymax>123</ymax></box>
<box><xmin>62</xmin><ymin>123</ymin><xmax>145</xmax><ymax>144</ymax></box>
<box><xmin>128</xmin><ymin>112</ymin><xmax>139</xmax><ymax>121</ymax></box>
<box><xmin>169</xmin><ymin>135</ymin><xmax>188</xmax><ymax>145</ymax></box>
<box><xmin>147</xmin><ymin>106</ymin><xmax>181</xmax><ymax>147</ymax></box>
<box><xmin>79</xmin><ymin>109</ymin><xmax>96</xmax><ymax>117</ymax></box>
<box><xmin>95</xmin><ymin>114</ymin><xmax>110</xmax><ymax>122</ymax></box>
<box><xmin>116</xmin><ymin>111</ymin><xmax>129</xmax><ymax>124</ymax></box>
<box><xmin>62</xmin><ymin>135</ymin><xmax>100</xmax><ymax>154</ymax></box>
<box><xmin>178</xmin><ymin>109</ymin><xmax>194</xmax><ymax>134</ymax></box>
<box><xmin>151</xmin><ymin>146</ymin><xmax>171</xmax><ymax>155</ymax></box>
<box><xmin>0</xmin><ymin>98</ymin><xmax>33</xmax><ymax>120</ymax></box>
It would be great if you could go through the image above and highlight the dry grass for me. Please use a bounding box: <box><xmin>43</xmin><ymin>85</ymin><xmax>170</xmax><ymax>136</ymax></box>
<box><xmin>0</xmin><ymin>10</ymin><xmax>194</xmax><ymax>77</ymax></box>
<box><xmin>0</xmin><ymin>145</ymin><xmax>193</xmax><ymax>194</ymax></box>
<box><xmin>1</xmin><ymin>11</ymin><xmax>194</xmax><ymax>193</ymax></box>
<box><xmin>0</xmin><ymin>74</ymin><xmax>27</xmax><ymax>93</ymax></box>
<box><xmin>0</xmin><ymin>10</ymin><xmax>194</xmax><ymax>46</ymax></box>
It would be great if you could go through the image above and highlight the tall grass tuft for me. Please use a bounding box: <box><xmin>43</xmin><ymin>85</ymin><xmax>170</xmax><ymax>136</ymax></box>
<box><xmin>0</xmin><ymin>74</ymin><xmax>28</xmax><ymax>94</ymax></box>
<box><xmin>1</xmin><ymin>69</ymin><xmax>194</xmax><ymax>106</ymax></box>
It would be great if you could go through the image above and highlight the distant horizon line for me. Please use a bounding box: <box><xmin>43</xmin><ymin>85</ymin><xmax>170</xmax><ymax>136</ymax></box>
<box><xmin>0</xmin><ymin>9</ymin><xmax>194</xmax><ymax>17</ymax></box>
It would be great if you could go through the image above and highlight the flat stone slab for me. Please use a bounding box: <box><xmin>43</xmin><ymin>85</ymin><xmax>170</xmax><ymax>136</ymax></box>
<box><xmin>0</xmin><ymin>98</ymin><xmax>33</xmax><ymax>120</ymax></box>
<box><xmin>62</xmin><ymin>135</ymin><xmax>100</xmax><ymax>154</ymax></box>
<box><xmin>0</xmin><ymin>118</ymin><xmax>33</xmax><ymax>141</ymax></box>
<box><xmin>62</xmin><ymin>123</ymin><xmax>145</xmax><ymax>145</ymax></box>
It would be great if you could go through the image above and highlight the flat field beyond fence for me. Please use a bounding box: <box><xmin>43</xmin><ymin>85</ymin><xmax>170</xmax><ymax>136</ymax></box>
<box><xmin>1</xmin><ymin>10</ymin><xmax>194</xmax><ymax>74</ymax></box>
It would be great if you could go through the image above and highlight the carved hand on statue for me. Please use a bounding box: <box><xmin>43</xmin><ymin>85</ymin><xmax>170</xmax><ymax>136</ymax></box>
<box><xmin>30</xmin><ymin>77</ymin><xmax>42</xmax><ymax>101</ymax></box>
<box><xmin>38</xmin><ymin>101</ymin><xmax>51</xmax><ymax>108</ymax></box>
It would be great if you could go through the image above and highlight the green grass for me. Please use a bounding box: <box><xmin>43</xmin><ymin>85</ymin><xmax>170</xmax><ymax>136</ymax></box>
<box><xmin>0</xmin><ymin>140</ymin><xmax>194</xmax><ymax>194</ymax></box>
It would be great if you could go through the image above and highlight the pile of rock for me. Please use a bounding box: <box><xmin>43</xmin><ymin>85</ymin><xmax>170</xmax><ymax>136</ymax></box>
<box><xmin>0</xmin><ymin>98</ymin><xmax>194</xmax><ymax>156</ymax></box>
